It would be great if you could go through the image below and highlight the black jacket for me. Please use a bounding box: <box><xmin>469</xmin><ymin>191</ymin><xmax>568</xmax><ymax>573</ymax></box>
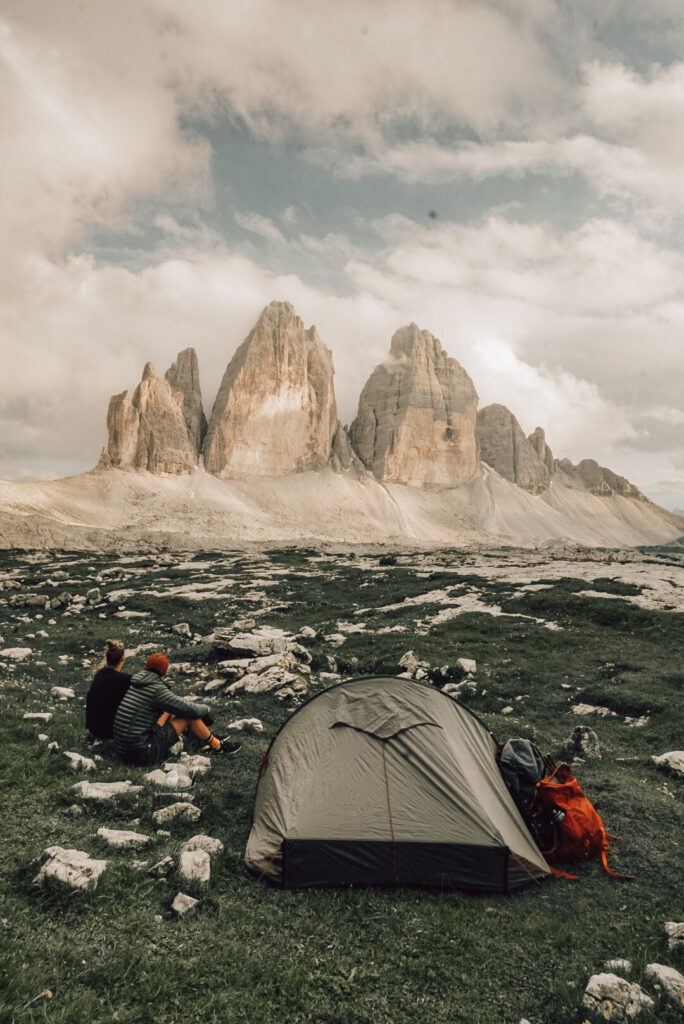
<box><xmin>86</xmin><ymin>667</ymin><xmax>132</xmax><ymax>739</ymax></box>
<box><xmin>113</xmin><ymin>670</ymin><xmax>209</xmax><ymax>763</ymax></box>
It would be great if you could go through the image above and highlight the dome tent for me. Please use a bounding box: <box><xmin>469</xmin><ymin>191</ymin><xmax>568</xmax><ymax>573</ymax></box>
<box><xmin>246</xmin><ymin>676</ymin><xmax>550</xmax><ymax>891</ymax></box>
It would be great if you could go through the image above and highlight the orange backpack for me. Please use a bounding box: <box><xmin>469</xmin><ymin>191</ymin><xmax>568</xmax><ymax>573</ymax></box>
<box><xmin>535</xmin><ymin>763</ymin><xmax>633</xmax><ymax>880</ymax></box>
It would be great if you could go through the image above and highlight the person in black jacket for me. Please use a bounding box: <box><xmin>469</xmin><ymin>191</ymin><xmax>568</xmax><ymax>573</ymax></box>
<box><xmin>86</xmin><ymin>639</ymin><xmax>131</xmax><ymax>739</ymax></box>
<box><xmin>113</xmin><ymin>652</ymin><xmax>240</xmax><ymax>765</ymax></box>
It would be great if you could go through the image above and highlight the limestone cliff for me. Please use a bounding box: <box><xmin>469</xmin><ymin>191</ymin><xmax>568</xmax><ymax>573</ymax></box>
<box><xmin>165</xmin><ymin>348</ymin><xmax>207</xmax><ymax>455</ymax></box>
<box><xmin>555</xmin><ymin>458</ymin><xmax>645</xmax><ymax>500</ymax></box>
<box><xmin>477</xmin><ymin>404</ymin><xmax>551</xmax><ymax>494</ymax></box>
<box><xmin>349</xmin><ymin>324</ymin><xmax>480</xmax><ymax>485</ymax></box>
<box><xmin>100</xmin><ymin>359</ymin><xmax>201</xmax><ymax>474</ymax></box>
<box><xmin>203</xmin><ymin>302</ymin><xmax>338</xmax><ymax>477</ymax></box>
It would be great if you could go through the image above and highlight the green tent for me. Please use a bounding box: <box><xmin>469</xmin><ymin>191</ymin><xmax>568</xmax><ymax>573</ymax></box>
<box><xmin>246</xmin><ymin>676</ymin><xmax>550</xmax><ymax>891</ymax></box>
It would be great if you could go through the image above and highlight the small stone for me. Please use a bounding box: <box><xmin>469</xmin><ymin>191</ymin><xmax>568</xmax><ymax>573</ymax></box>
<box><xmin>64</xmin><ymin>751</ymin><xmax>97</xmax><ymax>772</ymax></box>
<box><xmin>582</xmin><ymin>973</ymin><xmax>653</xmax><ymax>1021</ymax></box>
<box><xmin>38</xmin><ymin>734</ymin><xmax>48</xmax><ymax>742</ymax></box>
<box><xmin>565</xmin><ymin>725</ymin><xmax>601</xmax><ymax>760</ymax></box>
<box><xmin>72</xmin><ymin>780</ymin><xmax>142</xmax><ymax>801</ymax></box>
<box><xmin>604</xmin><ymin>959</ymin><xmax>632</xmax><ymax>973</ymax></box>
<box><xmin>152</xmin><ymin>803</ymin><xmax>201</xmax><ymax>826</ymax></box>
<box><xmin>2</xmin><ymin>648</ymin><xmax>32</xmax><ymax>660</ymax></box>
<box><xmin>96</xmin><ymin>827</ymin><xmax>152</xmax><ymax>849</ymax></box>
<box><xmin>203</xmin><ymin>678</ymin><xmax>227</xmax><ymax>692</ymax></box>
<box><xmin>172</xmin><ymin>892</ymin><xmax>198</xmax><ymax>916</ymax></box>
<box><xmin>144</xmin><ymin>769</ymin><xmax>170</xmax><ymax>787</ymax></box>
<box><xmin>156</xmin><ymin>829</ymin><xmax>171</xmax><ymax>837</ymax></box>
<box><xmin>172</xmin><ymin>622</ymin><xmax>191</xmax><ymax>636</ymax></box>
<box><xmin>502</xmin><ymin>706</ymin><xmax>514</xmax><ymax>715</ymax></box>
<box><xmin>644</xmin><ymin>963</ymin><xmax>684</xmax><ymax>1005</ymax></box>
<box><xmin>130</xmin><ymin>860</ymin><xmax>149</xmax><ymax>871</ymax></box>
<box><xmin>86</xmin><ymin>588</ymin><xmax>101</xmax><ymax>605</ymax></box>
<box><xmin>47</xmin><ymin>741</ymin><xmax>59</xmax><ymax>751</ymax></box>
<box><xmin>66</xmin><ymin>804</ymin><xmax>83</xmax><ymax>816</ymax></box>
<box><xmin>51</xmin><ymin>686</ymin><xmax>75</xmax><ymax>700</ymax></box>
<box><xmin>179</xmin><ymin>849</ymin><xmax>211</xmax><ymax>883</ymax></box>
<box><xmin>149</xmin><ymin>856</ymin><xmax>174</xmax><ymax>878</ymax></box>
<box><xmin>181</xmin><ymin>835</ymin><xmax>224</xmax><ymax>858</ymax></box>
<box><xmin>298</xmin><ymin>626</ymin><xmax>316</xmax><ymax>638</ymax></box>
<box><xmin>665</xmin><ymin>922</ymin><xmax>684</xmax><ymax>951</ymax></box>
<box><xmin>23</xmin><ymin>712</ymin><xmax>52</xmax><ymax>721</ymax></box>
<box><xmin>34</xmin><ymin>847</ymin><xmax>108</xmax><ymax>892</ymax></box>
<box><xmin>226</xmin><ymin>717</ymin><xmax>263</xmax><ymax>732</ymax></box>
<box><xmin>176</xmin><ymin>753</ymin><xmax>211</xmax><ymax>778</ymax></box>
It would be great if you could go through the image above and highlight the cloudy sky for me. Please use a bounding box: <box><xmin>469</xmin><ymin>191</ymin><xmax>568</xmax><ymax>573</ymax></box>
<box><xmin>2</xmin><ymin>0</ymin><xmax>684</xmax><ymax>508</ymax></box>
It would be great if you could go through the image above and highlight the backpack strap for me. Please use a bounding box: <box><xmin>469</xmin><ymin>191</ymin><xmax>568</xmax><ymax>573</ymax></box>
<box><xmin>600</xmin><ymin>828</ymin><xmax>634</xmax><ymax>880</ymax></box>
<box><xmin>548</xmin><ymin>865</ymin><xmax>578</xmax><ymax>881</ymax></box>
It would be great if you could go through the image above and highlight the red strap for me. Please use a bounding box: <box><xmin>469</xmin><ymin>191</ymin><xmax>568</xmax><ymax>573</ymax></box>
<box><xmin>548</xmin><ymin>865</ymin><xmax>578</xmax><ymax>881</ymax></box>
<box><xmin>601</xmin><ymin>849</ymin><xmax>634</xmax><ymax>880</ymax></box>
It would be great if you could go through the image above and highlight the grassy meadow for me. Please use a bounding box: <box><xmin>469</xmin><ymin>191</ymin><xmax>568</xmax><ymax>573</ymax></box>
<box><xmin>0</xmin><ymin>546</ymin><xmax>682</xmax><ymax>1024</ymax></box>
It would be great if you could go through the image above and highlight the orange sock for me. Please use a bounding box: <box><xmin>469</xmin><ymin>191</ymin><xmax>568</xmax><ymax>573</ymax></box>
<box><xmin>208</xmin><ymin>735</ymin><xmax>220</xmax><ymax>750</ymax></box>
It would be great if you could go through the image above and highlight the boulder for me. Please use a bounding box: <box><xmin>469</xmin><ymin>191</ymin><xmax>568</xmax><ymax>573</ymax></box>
<box><xmin>456</xmin><ymin>658</ymin><xmax>477</xmax><ymax>675</ymax></box>
<box><xmin>34</xmin><ymin>847</ymin><xmax>108</xmax><ymax>892</ymax></box>
<box><xmin>665</xmin><ymin>922</ymin><xmax>684</xmax><ymax>951</ymax></box>
<box><xmin>51</xmin><ymin>686</ymin><xmax>75</xmax><ymax>700</ymax></box>
<box><xmin>172</xmin><ymin>892</ymin><xmax>198</xmax><ymax>916</ymax></box>
<box><xmin>218</xmin><ymin>627</ymin><xmax>292</xmax><ymax>658</ymax></box>
<box><xmin>203</xmin><ymin>301</ymin><xmax>338</xmax><ymax>477</ymax></box>
<box><xmin>96</xmin><ymin>828</ymin><xmax>152</xmax><ymax>849</ymax></box>
<box><xmin>180</xmin><ymin>835</ymin><xmax>224</xmax><ymax>858</ymax></box>
<box><xmin>4</xmin><ymin>648</ymin><xmax>32</xmax><ymax>660</ymax></box>
<box><xmin>349</xmin><ymin>323</ymin><xmax>480</xmax><ymax>485</ymax></box>
<box><xmin>582</xmin><ymin>973</ymin><xmax>654</xmax><ymax>1021</ymax></box>
<box><xmin>565</xmin><ymin>725</ymin><xmax>601</xmax><ymax>760</ymax></box>
<box><xmin>179</xmin><ymin>849</ymin><xmax>211</xmax><ymax>884</ymax></box>
<box><xmin>652</xmin><ymin>751</ymin><xmax>684</xmax><ymax>778</ymax></box>
<box><xmin>644</xmin><ymin>963</ymin><xmax>684</xmax><ymax>1005</ymax></box>
<box><xmin>152</xmin><ymin>803</ymin><xmax>201</xmax><ymax>826</ymax></box>
<box><xmin>64</xmin><ymin>751</ymin><xmax>97</xmax><ymax>772</ymax></box>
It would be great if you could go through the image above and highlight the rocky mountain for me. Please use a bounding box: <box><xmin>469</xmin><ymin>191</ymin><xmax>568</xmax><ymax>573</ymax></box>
<box><xmin>477</xmin><ymin>404</ymin><xmax>550</xmax><ymax>494</ymax></box>
<box><xmin>555</xmin><ymin>458</ymin><xmax>644</xmax><ymax>500</ymax></box>
<box><xmin>99</xmin><ymin>358</ymin><xmax>202</xmax><ymax>474</ymax></box>
<box><xmin>164</xmin><ymin>348</ymin><xmax>207</xmax><ymax>455</ymax></box>
<box><xmin>349</xmin><ymin>324</ymin><xmax>480</xmax><ymax>486</ymax></box>
<box><xmin>203</xmin><ymin>302</ymin><xmax>339</xmax><ymax>477</ymax></box>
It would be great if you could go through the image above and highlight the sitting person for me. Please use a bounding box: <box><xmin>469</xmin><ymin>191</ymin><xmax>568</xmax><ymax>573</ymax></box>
<box><xmin>113</xmin><ymin>652</ymin><xmax>240</xmax><ymax>766</ymax></box>
<box><xmin>86</xmin><ymin>639</ymin><xmax>132</xmax><ymax>740</ymax></box>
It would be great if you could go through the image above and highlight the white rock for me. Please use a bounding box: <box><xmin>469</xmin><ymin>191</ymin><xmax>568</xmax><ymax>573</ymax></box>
<box><xmin>652</xmin><ymin>751</ymin><xmax>684</xmax><ymax>778</ymax></box>
<box><xmin>2</xmin><ymin>647</ymin><xmax>32</xmax><ymax>660</ymax></box>
<box><xmin>34</xmin><ymin>847</ymin><xmax>108</xmax><ymax>892</ymax></box>
<box><xmin>573</xmin><ymin>703</ymin><xmax>612</xmax><ymax>717</ymax></box>
<box><xmin>152</xmin><ymin>802</ymin><xmax>201</xmax><ymax>826</ymax></box>
<box><xmin>203</xmin><ymin>678</ymin><xmax>227</xmax><ymax>692</ymax></box>
<box><xmin>148</xmin><ymin>856</ymin><xmax>174</xmax><ymax>877</ymax></box>
<box><xmin>457</xmin><ymin>657</ymin><xmax>477</xmax><ymax>674</ymax></box>
<box><xmin>66</xmin><ymin>804</ymin><xmax>83</xmax><ymax>816</ymax></box>
<box><xmin>582</xmin><ymin>973</ymin><xmax>654</xmax><ymax>1021</ymax></box>
<box><xmin>23</xmin><ymin>712</ymin><xmax>52</xmax><ymax>721</ymax></box>
<box><xmin>226</xmin><ymin>717</ymin><xmax>263</xmax><ymax>732</ymax></box>
<box><xmin>96</xmin><ymin>827</ymin><xmax>151</xmax><ymax>849</ymax></box>
<box><xmin>644</xmin><ymin>963</ymin><xmax>684</xmax><ymax>1004</ymax></box>
<box><xmin>226</xmin><ymin>628</ymin><xmax>291</xmax><ymax>657</ymax></box>
<box><xmin>130</xmin><ymin>860</ymin><xmax>149</xmax><ymax>871</ymax></box>
<box><xmin>665</xmin><ymin>922</ymin><xmax>684</xmax><ymax>951</ymax></box>
<box><xmin>179</xmin><ymin>849</ymin><xmax>211</xmax><ymax>883</ymax></box>
<box><xmin>172</xmin><ymin>622</ymin><xmax>191</xmax><ymax>636</ymax></box>
<box><xmin>64</xmin><ymin>751</ymin><xmax>97</xmax><ymax>772</ymax></box>
<box><xmin>144</xmin><ymin>769</ymin><xmax>170</xmax><ymax>787</ymax></box>
<box><xmin>51</xmin><ymin>686</ymin><xmax>75</xmax><ymax>700</ymax></box>
<box><xmin>298</xmin><ymin>626</ymin><xmax>316</xmax><ymax>638</ymax></box>
<box><xmin>47</xmin><ymin>741</ymin><xmax>59</xmax><ymax>751</ymax></box>
<box><xmin>324</xmin><ymin>633</ymin><xmax>346</xmax><ymax>646</ymax></box>
<box><xmin>181</xmin><ymin>835</ymin><xmax>224</xmax><ymax>858</ymax></box>
<box><xmin>604</xmin><ymin>960</ymin><xmax>632</xmax><ymax>973</ymax></box>
<box><xmin>176</xmin><ymin>753</ymin><xmax>211</xmax><ymax>778</ymax></box>
<box><xmin>502</xmin><ymin>706</ymin><xmax>514</xmax><ymax>715</ymax></box>
<box><xmin>38</xmin><ymin>734</ymin><xmax>48</xmax><ymax>742</ymax></box>
<box><xmin>172</xmin><ymin>892</ymin><xmax>198</xmax><ymax>916</ymax></box>
<box><xmin>72</xmin><ymin>780</ymin><xmax>142</xmax><ymax>801</ymax></box>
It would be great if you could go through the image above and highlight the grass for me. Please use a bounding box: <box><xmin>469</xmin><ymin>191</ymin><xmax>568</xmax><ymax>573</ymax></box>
<box><xmin>0</xmin><ymin>547</ymin><xmax>682</xmax><ymax>1024</ymax></box>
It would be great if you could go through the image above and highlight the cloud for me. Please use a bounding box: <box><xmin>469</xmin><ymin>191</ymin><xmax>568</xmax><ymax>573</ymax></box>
<box><xmin>235</xmin><ymin>213</ymin><xmax>286</xmax><ymax>245</ymax></box>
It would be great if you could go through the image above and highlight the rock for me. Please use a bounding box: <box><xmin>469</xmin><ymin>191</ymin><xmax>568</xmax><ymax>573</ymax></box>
<box><xmin>99</xmin><ymin>357</ymin><xmax>201</xmax><ymax>474</ymax></box>
<box><xmin>144</xmin><ymin>769</ymin><xmax>171</xmax><ymax>787</ymax></box>
<box><xmin>164</xmin><ymin>348</ymin><xmax>207</xmax><ymax>456</ymax></box>
<box><xmin>203</xmin><ymin>301</ymin><xmax>338</xmax><ymax>478</ymax></box>
<box><xmin>644</xmin><ymin>963</ymin><xmax>684</xmax><ymax>1005</ymax></box>
<box><xmin>64</xmin><ymin>751</ymin><xmax>97</xmax><ymax>772</ymax></box>
<box><xmin>502</xmin><ymin>706</ymin><xmax>514</xmax><ymax>715</ymax></box>
<box><xmin>398</xmin><ymin>650</ymin><xmax>420</xmax><ymax>675</ymax></box>
<box><xmin>86</xmin><ymin>587</ymin><xmax>101</xmax><ymax>605</ymax></box>
<box><xmin>477</xmin><ymin>404</ymin><xmax>551</xmax><ymax>494</ymax></box>
<box><xmin>349</xmin><ymin>323</ymin><xmax>480</xmax><ymax>485</ymax></box>
<box><xmin>66</xmin><ymin>804</ymin><xmax>83</xmax><ymax>816</ymax></box>
<box><xmin>34</xmin><ymin>847</ymin><xmax>108</xmax><ymax>892</ymax></box>
<box><xmin>556</xmin><ymin>457</ymin><xmax>644</xmax><ymax>500</ymax></box>
<box><xmin>582</xmin><ymin>973</ymin><xmax>654</xmax><ymax>1021</ymax></box>
<box><xmin>130</xmin><ymin>860</ymin><xmax>149</xmax><ymax>871</ymax></box>
<box><xmin>573</xmin><ymin>703</ymin><xmax>612</xmax><ymax>717</ymax></box>
<box><xmin>23</xmin><ymin>712</ymin><xmax>52</xmax><ymax>721</ymax></box>
<box><xmin>38</xmin><ymin>734</ymin><xmax>48</xmax><ymax>742</ymax></box>
<box><xmin>51</xmin><ymin>686</ymin><xmax>75</xmax><ymax>700</ymax></box>
<box><xmin>456</xmin><ymin>657</ymin><xmax>477</xmax><ymax>674</ymax></box>
<box><xmin>226</xmin><ymin>717</ymin><xmax>263</xmax><ymax>732</ymax></box>
<box><xmin>172</xmin><ymin>892</ymin><xmax>198</xmax><ymax>916</ymax></box>
<box><xmin>148</xmin><ymin>856</ymin><xmax>174</xmax><ymax>878</ymax></box>
<box><xmin>96</xmin><ymin>827</ymin><xmax>152</xmax><ymax>849</ymax></box>
<box><xmin>298</xmin><ymin>626</ymin><xmax>317</xmax><ymax>638</ymax></box>
<box><xmin>665</xmin><ymin>922</ymin><xmax>684</xmax><ymax>951</ymax></box>
<box><xmin>204</xmin><ymin>678</ymin><xmax>228</xmax><ymax>693</ymax></box>
<box><xmin>47</xmin><ymin>741</ymin><xmax>59</xmax><ymax>752</ymax></box>
<box><xmin>180</xmin><ymin>835</ymin><xmax>224</xmax><ymax>858</ymax></box>
<box><xmin>4</xmin><ymin>648</ymin><xmax>32</xmax><ymax>660</ymax></box>
<box><xmin>152</xmin><ymin>803</ymin><xmax>201</xmax><ymax>826</ymax></box>
<box><xmin>179</xmin><ymin>849</ymin><xmax>211</xmax><ymax>884</ymax></box>
<box><xmin>221</xmin><ymin>627</ymin><xmax>292</xmax><ymax>658</ymax></box>
<box><xmin>172</xmin><ymin>622</ymin><xmax>191</xmax><ymax>637</ymax></box>
<box><xmin>330</xmin><ymin>421</ymin><xmax>364</xmax><ymax>474</ymax></box>
<box><xmin>528</xmin><ymin>426</ymin><xmax>555</xmax><ymax>473</ymax></box>
<box><xmin>652</xmin><ymin>751</ymin><xmax>684</xmax><ymax>778</ymax></box>
<box><xmin>72</xmin><ymin>780</ymin><xmax>142</xmax><ymax>801</ymax></box>
<box><xmin>604</xmin><ymin>960</ymin><xmax>632</xmax><ymax>973</ymax></box>
<box><xmin>565</xmin><ymin>725</ymin><xmax>601</xmax><ymax>760</ymax></box>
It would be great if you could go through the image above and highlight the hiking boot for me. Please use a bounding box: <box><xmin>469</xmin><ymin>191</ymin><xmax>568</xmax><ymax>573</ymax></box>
<box><xmin>201</xmin><ymin>736</ymin><xmax>242</xmax><ymax>755</ymax></box>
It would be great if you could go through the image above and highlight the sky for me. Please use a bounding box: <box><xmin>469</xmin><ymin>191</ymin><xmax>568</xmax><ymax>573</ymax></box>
<box><xmin>1</xmin><ymin>0</ymin><xmax>683</xmax><ymax>509</ymax></box>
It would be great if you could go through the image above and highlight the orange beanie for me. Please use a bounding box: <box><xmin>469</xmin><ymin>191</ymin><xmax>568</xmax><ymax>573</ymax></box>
<box><xmin>145</xmin><ymin>653</ymin><xmax>169</xmax><ymax>677</ymax></box>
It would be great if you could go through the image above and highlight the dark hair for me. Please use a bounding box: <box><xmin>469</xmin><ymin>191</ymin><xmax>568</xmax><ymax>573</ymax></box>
<box><xmin>104</xmin><ymin>639</ymin><xmax>125</xmax><ymax>667</ymax></box>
